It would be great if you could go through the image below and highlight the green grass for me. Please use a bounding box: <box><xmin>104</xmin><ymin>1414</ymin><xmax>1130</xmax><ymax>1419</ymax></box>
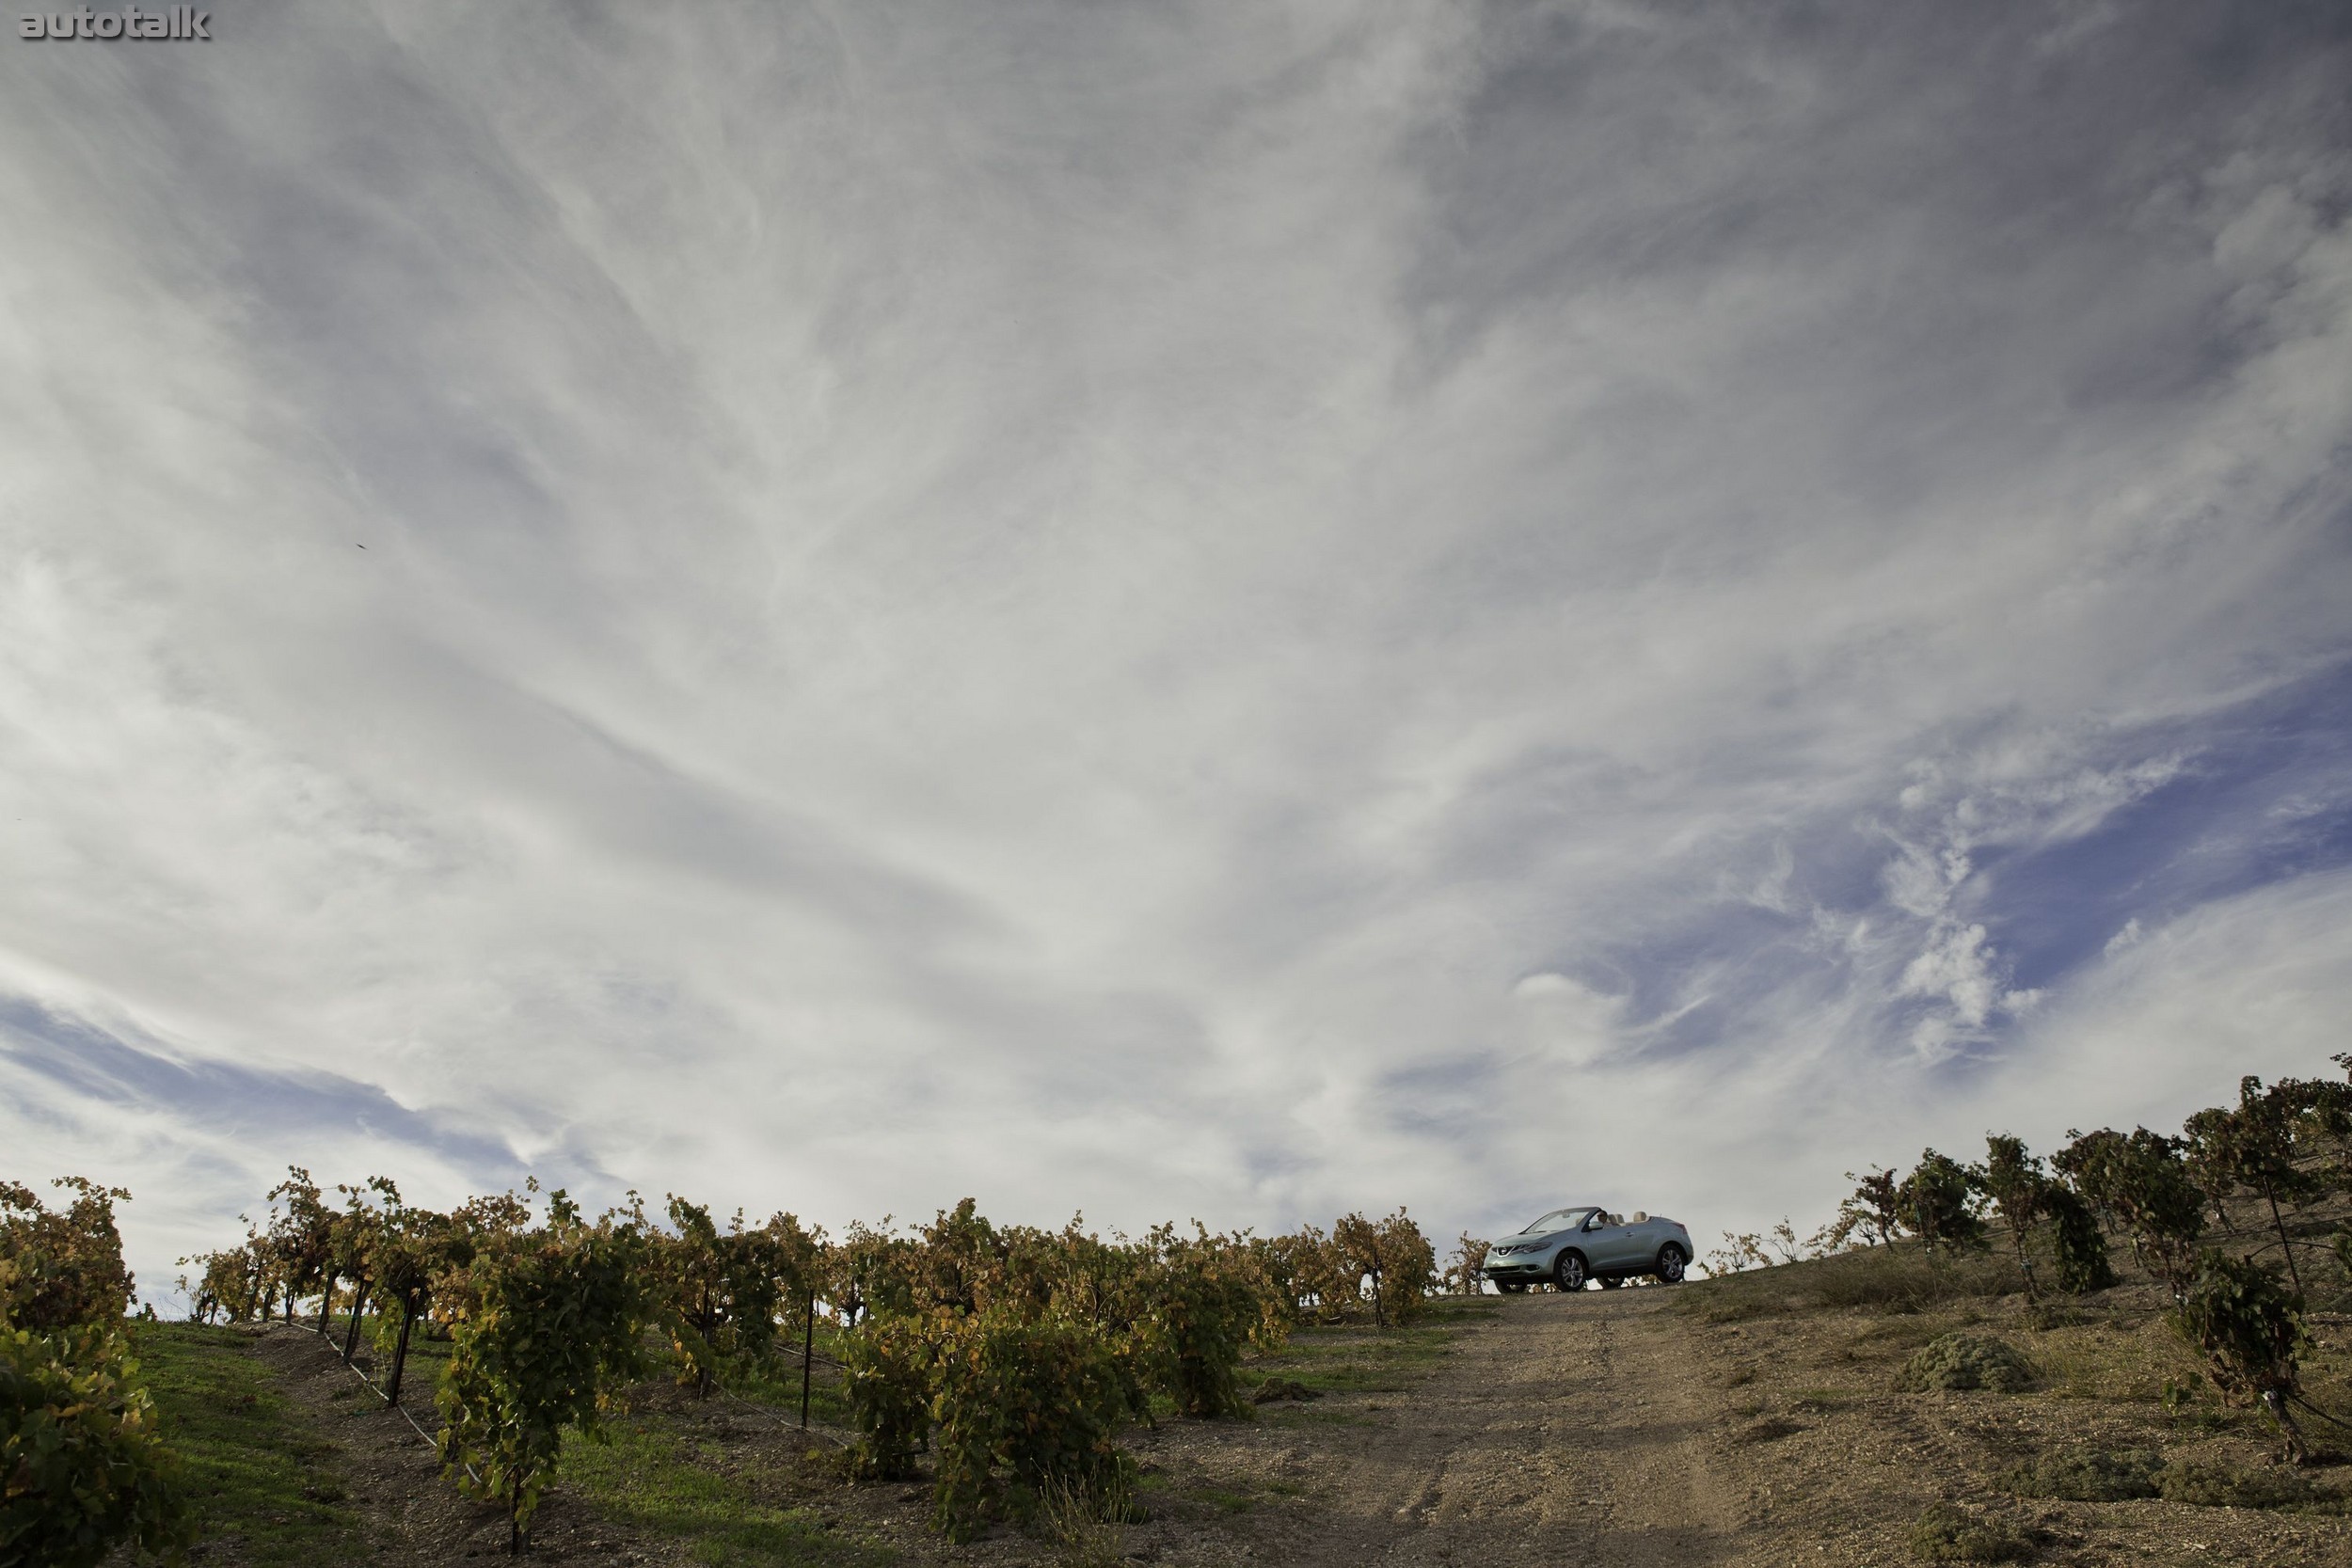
<box><xmin>132</xmin><ymin>1323</ymin><xmax>365</xmax><ymax>1568</ymax></box>
<box><xmin>1257</xmin><ymin>1404</ymin><xmax>1372</xmax><ymax>1427</ymax></box>
<box><xmin>559</xmin><ymin>1419</ymin><xmax>893</xmax><ymax>1567</ymax></box>
<box><xmin>2026</xmin><ymin>1316</ymin><xmax>2204</xmax><ymax>1402</ymax></box>
<box><xmin>706</xmin><ymin>1344</ymin><xmax>853</xmax><ymax>1431</ymax></box>
<box><xmin>1240</xmin><ymin>1310</ymin><xmax>1474</xmax><ymax>1396</ymax></box>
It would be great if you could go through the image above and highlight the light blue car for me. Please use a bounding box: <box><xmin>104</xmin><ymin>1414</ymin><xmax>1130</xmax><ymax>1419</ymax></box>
<box><xmin>1480</xmin><ymin>1206</ymin><xmax>1692</xmax><ymax>1292</ymax></box>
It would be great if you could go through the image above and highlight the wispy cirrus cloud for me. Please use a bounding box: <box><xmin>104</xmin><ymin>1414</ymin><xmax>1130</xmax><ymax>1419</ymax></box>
<box><xmin>1</xmin><ymin>1</ymin><xmax>2348</xmax><ymax>1291</ymax></box>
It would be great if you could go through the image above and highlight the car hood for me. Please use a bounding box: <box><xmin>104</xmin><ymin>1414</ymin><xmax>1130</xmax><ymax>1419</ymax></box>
<box><xmin>1496</xmin><ymin>1229</ymin><xmax>1568</xmax><ymax>1251</ymax></box>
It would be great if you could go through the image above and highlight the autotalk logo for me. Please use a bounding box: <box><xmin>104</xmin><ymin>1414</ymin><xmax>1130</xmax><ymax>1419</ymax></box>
<box><xmin>18</xmin><ymin>6</ymin><xmax>211</xmax><ymax>39</ymax></box>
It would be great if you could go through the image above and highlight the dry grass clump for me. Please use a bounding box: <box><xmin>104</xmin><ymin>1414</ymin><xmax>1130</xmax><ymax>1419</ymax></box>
<box><xmin>1996</xmin><ymin>1446</ymin><xmax>2325</xmax><ymax>1511</ymax></box>
<box><xmin>1908</xmin><ymin>1502</ymin><xmax>2035</xmax><ymax>1562</ymax></box>
<box><xmin>2154</xmin><ymin>1455</ymin><xmax>2317</xmax><ymax>1511</ymax></box>
<box><xmin>1896</xmin><ymin>1332</ymin><xmax>2036</xmax><ymax>1393</ymax></box>
<box><xmin>1997</xmin><ymin>1448</ymin><xmax>2159</xmax><ymax>1501</ymax></box>
<box><xmin>1034</xmin><ymin>1470</ymin><xmax>1134</xmax><ymax>1568</ymax></box>
<box><xmin>1249</xmin><ymin>1377</ymin><xmax>1321</xmax><ymax>1404</ymax></box>
<box><xmin>1688</xmin><ymin>1244</ymin><xmax>2026</xmax><ymax>1323</ymax></box>
<box><xmin>2026</xmin><ymin>1315</ymin><xmax>2199</xmax><ymax>1402</ymax></box>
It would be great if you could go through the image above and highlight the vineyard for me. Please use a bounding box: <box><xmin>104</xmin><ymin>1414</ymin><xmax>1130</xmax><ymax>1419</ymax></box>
<box><xmin>6</xmin><ymin>1059</ymin><xmax>2352</xmax><ymax>1566</ymax></box>
<box><xmin>6</xmin><ymin>1164</ymin><xmax>1450</xmax><ymax>1563</ymax></box>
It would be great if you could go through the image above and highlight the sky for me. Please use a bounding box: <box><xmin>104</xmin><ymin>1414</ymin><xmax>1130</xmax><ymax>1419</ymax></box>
<box><xmin>3</xmin><ymin>1</ymin><xmax>2349</xmax><ymax>1305</ymax></box>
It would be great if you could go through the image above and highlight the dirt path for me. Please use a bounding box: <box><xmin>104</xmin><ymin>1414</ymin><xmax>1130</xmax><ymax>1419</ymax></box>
<box><xmin>1135</xmin><ymin>1287</ymin><xmax>2352</xmax><ymax>1567</ymax></box>
<box><xmin>1130</xmin><ymin>1287</ymin><xmax>2351</xmax><ymax>1568</ymax></box>
<box><xmin>1133</xmin><ymin>1287</ymin><xmax>1747</xmax><ymax>1567</ymax></box>
<box><xmin>1376</xmin><ymin>1289</ymin><xmax>1741</xmax><ymax>1564</ymax></box>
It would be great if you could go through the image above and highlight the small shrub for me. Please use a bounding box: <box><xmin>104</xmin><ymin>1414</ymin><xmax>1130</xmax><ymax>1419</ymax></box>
<box><xmin>1900</xmin><ymin>1150</ymin><xmax>1990</xmax><ymax>1254</ymax></box>
<box><xmin>841</xmin><ymin>1312</ymin><xmax>936</xmax><ymax>1481</ymax></box>
<box><xmin>436</xmin><ymin>1194</ymin><xmax>652</xmax><ymax>1555</ymax></box>
<box><xmin>1142</xmin><ymin>1227</ymin><xmax>1267</xmax><ymax>1418</ymax></box>
<box><xmin>0</xmin><ymin>1179</ymin><xmax>137</xmax><ymax>1331</ymax></box>
<box><xmin>1265</xmin><ymin>1226</ymin><xmax>1357</xmax><ymax>1326</ymax></box>
<box><xmin>2157</xmin><ymin>1455</ymin><xmax>2316</xmax><ymax>1510</ymax></box>
<box><xmin>1839</xmin><ymin>1167</ymin><xmax>1906</xmax><ymax>1249</ymax></box>
<box><xmin>2043</xmin><ymin>1188</ymin><xmax>2115</xmax><ymax>1294</ymax></box>
<box><xmin>0</xmin><ymin>1323</ymin><xmax>193</xmax><ymax>1568</ymax></box>
<box><xmin>1444</xmin><ymin>1233</ymin><xmax>1490</xmax><ymax>1296</ymax></box>
<box><xmin>2052</xmin><ymin>1128</ymin><xmax>2203</xmax><ymax>1296</ymax></box>
<box><xmin>1896</xmin><ymin>1333</ymin><xmax>2035</xmax><ymax>1393</ymax></box>
<box><xmin>1909</xmin><ymin>1502</ymin><xmax>2034</xmax><ymax>1562</ymax></box>
<box><xmin>1330</xmin><ymin>1210</ymin><xmax>1438</xmax><ymax>1327</ymax></box>
<box><xmin>930</xmin><ymin>1308</ymin><xmax>1133</xmax><ymax>1541</ymax></box>
<box><xmin>2171</xmin><ymin>1250</ymin><xmax>2310</xmax><ymax>1460</ymax></box>
<box><xmin>1978</xmin><ymin>1135</ymin><xmax>2049</xmax><ymax>1298</ymax></box>
<box><xmin>1997</xmin><ymin>1448</ymin><xmax>2159</xmax><ymax>1501</ymax></box>
<box><xmin>650</xmin><ymin>1196</ymin><xmax>809</xmax><ymax>1398</ymax></box>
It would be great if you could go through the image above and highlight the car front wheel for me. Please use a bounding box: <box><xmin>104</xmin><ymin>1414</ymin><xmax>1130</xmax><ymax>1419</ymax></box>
<box><xmin>1654</xmin><ymin>1244</ymin><xmax>1687</xmax><ymax>1284</ymax></box>
<box><xmin>1552</xmin><ymin>1250</ymin><xmax>1587</xmax><ymax>1291</ymax></box>
<box><xmin>1497</xmin><ymin>1280</ymin><xmax>1528</xmax><ymax>1293</ymax></box>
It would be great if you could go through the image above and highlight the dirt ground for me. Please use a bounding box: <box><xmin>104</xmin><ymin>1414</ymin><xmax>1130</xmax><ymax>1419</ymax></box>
<box><xmin>1126</xmin><ymin>1291</ymin><xmax>2352</xmax><ymax>1568</ymax></box>
<box><xmin>235</xmin><ymin>1323</ymin><xmax>625</xmax><ymax>1562</ymax></box>
<box><xmin>220</xmin><ymin>1289</ymin><xmax>2352</xmax><ymax>1567</ymax></box>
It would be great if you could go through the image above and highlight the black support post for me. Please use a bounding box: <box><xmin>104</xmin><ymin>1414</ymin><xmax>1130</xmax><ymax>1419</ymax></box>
<box><xmin>342</xmin><ymin>1279</ymin><xmax>369</xmax><ymax>1364</ymax></box>
<box><xmin>800</xmin><ymin>1290</ymin><xmax>815</xmax><ymax>1431</ymax></box>
<box><xmin>387</xmin><ymin>1295</ymin><xmax>417</xmax><ymax>1407</ymax></box>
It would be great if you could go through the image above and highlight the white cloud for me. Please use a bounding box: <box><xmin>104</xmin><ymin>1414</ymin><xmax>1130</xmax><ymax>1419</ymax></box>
<box><xmin>1978</xmin><ymin>871</ymin><xmax>2352</xmax><ymax>1148</ymax></box>
<box><xmin>0</xmin><ymin>4</ymin><xmax>2347</xmax><ymax>1291</ymax></box>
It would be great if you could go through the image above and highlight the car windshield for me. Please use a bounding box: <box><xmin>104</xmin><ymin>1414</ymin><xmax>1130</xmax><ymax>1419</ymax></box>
<box><xmin>1517</xmin><ymin>1207</ymin><xmax>1596</xmax><ymax>1235</ymax></box>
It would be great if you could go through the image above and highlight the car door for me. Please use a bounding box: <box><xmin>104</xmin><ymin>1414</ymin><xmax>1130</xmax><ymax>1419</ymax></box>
<box><xmin>1578</xmin><ymin>1212</ymin><xmax>1627</xmax><ymax>1270</ymax></box>
<box><xmin>1590</xmin><ymin>1213</ymin><xmax>1643</xmax><ymax>1271</ymax></box>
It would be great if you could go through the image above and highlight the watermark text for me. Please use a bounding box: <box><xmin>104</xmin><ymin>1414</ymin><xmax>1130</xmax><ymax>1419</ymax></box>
<box><xmin>19</xmin><ymin>7</ymin><xmax>210</xmax><ymax>39</ymax></box>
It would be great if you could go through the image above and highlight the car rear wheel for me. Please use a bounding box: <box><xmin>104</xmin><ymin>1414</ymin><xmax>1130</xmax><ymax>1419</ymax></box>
<box><xmin>1654</xmin><ymin>1244</ymin><xmax>1687</xmax><ymax>1284</ymax></box>
<box><xmin>1552</xmin><ymin>1250</ymin><xmax>1587</xmax><ymax>1292</ymax></box>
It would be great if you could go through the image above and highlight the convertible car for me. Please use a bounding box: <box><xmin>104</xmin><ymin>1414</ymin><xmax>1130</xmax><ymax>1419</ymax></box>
<box><xmin>1480</xmin><ymin>1206</ymin><xmax>1692</xmax><ymax>1292</ymax></box>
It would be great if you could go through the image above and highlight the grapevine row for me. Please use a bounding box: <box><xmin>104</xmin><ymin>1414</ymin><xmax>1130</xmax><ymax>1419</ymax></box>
<box><xmin>166</xmin><ymin>1184</ymin><xmax>1439</xmax><ymax>1550</ymax></box>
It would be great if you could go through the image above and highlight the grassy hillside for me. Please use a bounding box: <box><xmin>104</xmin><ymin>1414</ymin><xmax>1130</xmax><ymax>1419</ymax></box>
<box><xmin>132</xmin><ymin>1323</ymin><xmax>366</xmax><ymax>1566</ymax></box>
<box><xmin>110</xmin><ymin>1303</ymin><xmax>1502</xmax><ymax>1567</ymax></box>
